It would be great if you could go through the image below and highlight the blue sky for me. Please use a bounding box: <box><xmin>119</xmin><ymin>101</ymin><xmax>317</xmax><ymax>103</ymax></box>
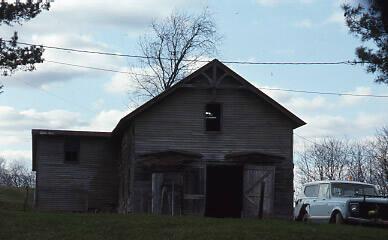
<box><xmin>0</xmin><ymin>0</ymin><xmax>387</xmax><ymax>168</ymax></box>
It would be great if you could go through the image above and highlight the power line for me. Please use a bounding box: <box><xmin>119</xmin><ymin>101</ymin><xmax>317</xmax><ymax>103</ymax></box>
<box><xmin>45</xmin><ymin>60</ymin><xmax>153</xmax><ymax>77</ymax></box>
<box><xmin>19</xmin><ymin>78</ymin><xmax>95</xmax><ymax>113</ymax></box>
<box><xmin>4</xmin><ymin>39</ymin><xmax>369</xmax><ymax>65</ymax></box>
<box><xmin>259</xmin><ymin>87</ymin><xmax>388</xmax><ymax>98</ymax></box>
<box><xmin>44</xmin><ymin>59</ymin><xmax>388</xmax><ymax>99</ymax></box>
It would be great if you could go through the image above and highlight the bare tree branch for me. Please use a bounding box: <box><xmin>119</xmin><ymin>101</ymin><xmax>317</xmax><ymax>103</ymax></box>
<box><xmin>295</xmin><ymin>128</ymin><xmax>388</xmax><ymax>195</ymax></box>
<box><xmin>133</xmin><ymin>9</ymin><xmax>219</xmax><ymax>97</ymax></box>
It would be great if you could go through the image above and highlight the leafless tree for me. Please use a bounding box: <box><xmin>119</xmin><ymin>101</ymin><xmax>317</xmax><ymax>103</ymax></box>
<box><xmin>296</xmin><ymin>128</ymin><xmax>388</xmax><ymax>195</ymax></box>
<box><xmin>0</xmin><ymin>158</ymin><xmax>35</xmax><ymax>188</ymax></box>
<box><xmin>368</xmin><ymin>127</ymin><xmax>388</xmax><ymax>194</ymax></box>
<box><xmin>297</xmin><ymin>138</ymin><xmax>349</xmax><ymax>185</ymax></box>
<box><xmin>347</xmin><ymin>142</ymin><xmax>369</xmax><ymax>182</ymax></box>
<box><xmin>134</xmin><ymin>9</ymin><xmax>219</xmax><ymax>97</ymax></box>
<box><xmin>0</xmin><ymin>157</ymin><xmax>9</xmax><ymax>185</ymax></box>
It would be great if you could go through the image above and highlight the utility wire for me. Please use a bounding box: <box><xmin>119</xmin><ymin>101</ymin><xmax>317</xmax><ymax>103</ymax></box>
<box><xmin>4</xmin><ymin>39</ymin><xmax>369</xmax><ymax>65</ymax></box>
<box><xmin>44</xmin><ymin>59</ymin><xmax>388</xmax><ymax>99</ymax></box>
<box><xmin>19</xmin><ymin>78</ymin><xmax>95</xmax><ymax>113</ymax></box>
<box><xmin>45</xmin><ymin>60</ymin><xmax>153</xmax><ymax>77</ymax></box>
<box><xmin>259</xmin><ymin>87</ymin><xmax>388</xmax><ymax>98</ymax></box>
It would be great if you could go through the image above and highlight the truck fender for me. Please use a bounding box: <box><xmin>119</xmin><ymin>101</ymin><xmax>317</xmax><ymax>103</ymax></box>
<box><xmin>296</xmin><ymin>203</ymin><xmax>310</xmax><ymax>221</ymax></box>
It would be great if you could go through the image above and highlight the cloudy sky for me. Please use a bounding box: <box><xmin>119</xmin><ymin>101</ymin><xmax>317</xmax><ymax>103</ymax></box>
<box><xmin>0</xmin><ymin>0</ymin><xmax>387</xmax><ymax>168</ymax></box>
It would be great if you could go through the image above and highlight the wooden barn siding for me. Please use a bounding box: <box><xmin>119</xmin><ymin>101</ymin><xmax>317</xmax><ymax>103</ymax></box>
<box><xmin>35</xmin><ymin>136</ymin><xmax>118</xmax><ymax>211</ymax></box>
<box><xmin>123</xmin><ymin>86</ymin><xmax>295</xmax><ymax>218</ymax></box>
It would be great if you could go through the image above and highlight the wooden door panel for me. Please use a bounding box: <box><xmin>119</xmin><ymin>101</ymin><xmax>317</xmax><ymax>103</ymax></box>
<box><xmin>151</xmin><ymin>172</ymin><xmax>183</xmax><ymax>215</ymax></box>
<box><xmin>242</xmin><ymin>165</ymin><xmax>275</xmax><ymax>218</ymax></box>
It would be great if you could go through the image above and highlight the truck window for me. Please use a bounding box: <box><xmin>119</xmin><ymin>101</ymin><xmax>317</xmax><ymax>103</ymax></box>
<box><xmin>331</xmin><ymin>183</ymin><xmax>377</xmax><ymax>197</ymax></box>
<box><xmin>304</xmin><ymin>185</ymin><xmax>319</xmax><ymax>197</ymax></box>
<box><xmin>318</xmin><ymin>184</ymin><xmax>329</xmax><ymax>199</ymax></box>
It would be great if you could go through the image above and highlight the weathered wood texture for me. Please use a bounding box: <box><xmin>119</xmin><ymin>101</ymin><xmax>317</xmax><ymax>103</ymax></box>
<box><xmin>34</xmin><ymin>60</ymin><xmax>301</xmax><ymax>218</ymax></box>
<box><xmin>35</xmin><ymin>135</ymin><xmax>118</xmax><ymax>212</ymax></box>
<box><xmin>242</xmin><ymin>165</ymin><xmax>275</xmax><ymax>218</ymax></box>
<box><xmin>121</xmin><ymin>78</ymin><xmax>295</xmax><ymax>218</ymax></box>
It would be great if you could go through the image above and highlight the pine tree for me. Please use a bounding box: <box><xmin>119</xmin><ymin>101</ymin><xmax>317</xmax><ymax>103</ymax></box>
<box><xmin>343</xmin><ymin>0</ymin><xmax>388</xmax><ymax>84</ymax></box>
<box><xmin>0</xmin><ymin>0</ymin><xmax>51</xmax><ymax>93</ymax></box>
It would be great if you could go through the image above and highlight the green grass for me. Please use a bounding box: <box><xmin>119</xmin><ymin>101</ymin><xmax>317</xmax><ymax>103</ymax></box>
<box><xmin>0</xmin><ymin>186</ymin><xmax>33</xmax><ymax>210</ymax></box>
<box><xmin>0</xmin><ymin>187</ymin><xmax>387</xmax><ymax>240</ymax></box>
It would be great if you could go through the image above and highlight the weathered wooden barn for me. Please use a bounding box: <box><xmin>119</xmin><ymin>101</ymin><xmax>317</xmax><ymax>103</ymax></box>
<box><xmin>32</xmin><ymin>59</ymin><xmax>305</xmax><ymax>218</ymax></box>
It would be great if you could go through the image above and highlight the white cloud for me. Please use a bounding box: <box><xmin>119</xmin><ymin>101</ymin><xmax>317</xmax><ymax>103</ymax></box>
<box><xmin>355</xmin><ymin>113</ymin><xmax>387</xmax><ymax>130</ymax></box>
<box><xmin>288</xmin><ymin>96</ymin><xmax>327</xmax><ymax>111</ymax></box>
<box><xmin>256</xmin><ymin>0</ymin><xmax>315</xmax><ymax>7</ymax></box>
<box><xmin>255</xmin><ymin>85</ymin><xmax>328</xmax><ymax>113</ymax></box>
<box><xmin>256</xmin><ymin>0</ymin><xmax>281</xmax><ymax>7</ymax></box>
<box><xmin>0</xmin><ymin>106</ymin><xmax>84</xmax><ymax>131</ymax></box>
<box><xmin>0</xmin><ymin>0</ymin><xmax>198</xmax><ymax>35</ymax></box>
<box><xmin>273</xmin><ymin>49</ymin><xmax>296</xmax><ymax>56</ymax></box>
<box><xmin>1</xmin><ymin>33</ymin><xmax>127</xmax><ymax>89</ymax></box>
<box><xmin>0</xmin><ymin>150</ymin><xmax>32</xmax><ymax>170</ymax></box>
<box><xmin>0</xmin><ymin>105</ymin><xmax>86</xmax><ymax>151</ymax></box>
<box><xmin>332</xmin><ymin>0</ymin><xmax>352</xmax><ymax>8</ymax></box>
<box><xmin>339</xmin><ymin>86</ymin><xmax>372</xmax><ymax>106</ymax></box>
<box><xmin>299</xmin><ymin>114</ymin><xmax>348</xmax><ymax>137</ymax></box>
<box><xmin>83</xmin><ymin>109</ymin><xmax>133</xmax><ymax>132</ymax></box>
<box><xmin>49</xmin><ymin>0</ymin><xmax>195</xmax><ymax>30</ymax></box>
<box><xmin>255</xmin><ymin>85</ymin><xmax>293</xmax><ymax>102</ymax></box>
<box><xmin>104</xmin><ymin>55</ymin><xmax>213</xmax><ymax>94</ymax></box>
<box><xmin>0</xmin><ymin>104</ymin><xmax>133</xmax><ymax>168</ymax></box>
<box><xmin>299</xmin><ymin>0</ymin><xmax>315</xmax><ymax>3</ymax></box>
<box><xmin>295</xmin><ymin>109</ymin><xmax>388</xmax><ymax>142</ymax></box>
<box><xmin>0</xmin><ymin>0</ymin><xmax>202</xmax><ymax>89</ymax></box>
<box><xmin>93</xmin><ymin>98</ymin><xmax>105</xmax><ymax>110</ymax></box>
<box><xmin>104</xmin><ymin>68</ymin><xmax>138</xmax><ymax>94</ymax></box>
<box><xmin>0</xmin><ymin>105</ymin><xmax>133</xmax><ymax>146</ymax></box>
<box><xmin>294</xmin><ymin>19</ymin><xmax>313</xmax><ymax>28</ymax></box>
<box><xmin>325</xmin><ymin>11</ymin><xmax>346</xmax><ymax>27</ymax></box>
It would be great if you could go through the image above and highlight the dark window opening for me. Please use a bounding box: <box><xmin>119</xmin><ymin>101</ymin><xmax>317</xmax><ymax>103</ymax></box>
<box><xmin>64</xmin><ymin>137</ymin><xmax>80</xmax><ymax>163</ymax></box>
<box><xmin>205</xmin><ymin>103</ymin><xmax>221</xmax><ymax>131</ymax></box>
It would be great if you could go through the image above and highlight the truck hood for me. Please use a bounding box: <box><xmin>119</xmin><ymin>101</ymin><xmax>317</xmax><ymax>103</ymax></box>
<box><xmin>347</xmin><ymin>197</ymin><xmax>388</xmax><ymax>204</ymax></box>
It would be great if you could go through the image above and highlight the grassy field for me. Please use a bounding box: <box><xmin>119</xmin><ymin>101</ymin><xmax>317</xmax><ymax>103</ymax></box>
<box><xmin>1</xmin><ymin>187</ymin><xmax>387</xmax><ymax>240</ymax></box>
<box><xmin>0</xmin><ymin>186</ymin><xmax>33</xmax><ymax>211</ymax></box>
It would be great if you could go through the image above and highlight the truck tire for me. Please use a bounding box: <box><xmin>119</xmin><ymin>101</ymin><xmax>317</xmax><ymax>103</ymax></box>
<box><xmin>334</xmin><ymin>212</ymin><xmax>344</xmax><ymax>224</ymax></box>
<box><xmin>302</xmin><ymin>212</ymin><xmax>309</xmax><ymax>222</ymax></box>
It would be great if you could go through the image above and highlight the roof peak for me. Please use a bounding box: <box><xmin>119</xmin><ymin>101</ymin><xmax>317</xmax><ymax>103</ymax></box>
<box><xmin>112</xmin><ymin>59</ymin><xmax>306</xmax><ymax>136</ymax></box>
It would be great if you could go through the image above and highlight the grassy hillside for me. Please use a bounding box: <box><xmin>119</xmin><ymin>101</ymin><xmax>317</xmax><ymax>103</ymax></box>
<box><xmin>0</xmin><ymin>186</ymin><xmax>33</xmax><ymax>210</ymax></box>
<box><xmin>0</xmin><ymin>187</ymin><xmax>387</xmax><ymax>240</ymax></box>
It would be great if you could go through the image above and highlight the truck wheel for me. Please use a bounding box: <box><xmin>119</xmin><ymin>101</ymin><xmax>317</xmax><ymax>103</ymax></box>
<box><xmin>302</xmin><ymin>212</ymin><xmax>309</xmax><ymax>222</ymax></box>
<box><xmin>334</xmin><ymin>212</ymin><xmax>344</xmax><ymax>224</ymax></box>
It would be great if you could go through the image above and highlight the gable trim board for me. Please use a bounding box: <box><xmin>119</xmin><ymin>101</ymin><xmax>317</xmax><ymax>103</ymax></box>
<box><xmin>112</xmin><ymin>59</ymin><xmax>305</xmax><ymax>137</ymax></box>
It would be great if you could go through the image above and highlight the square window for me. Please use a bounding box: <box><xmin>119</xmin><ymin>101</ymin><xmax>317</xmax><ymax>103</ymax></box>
<box><xmin>205</xmin><ymin>103</ymin><xmax>221</xmax><ymax>131</ymax></box>
<box><xmin>64</xmin><ymin>137</ymin><xmax>80</xmax><ymax>163</ymax></box>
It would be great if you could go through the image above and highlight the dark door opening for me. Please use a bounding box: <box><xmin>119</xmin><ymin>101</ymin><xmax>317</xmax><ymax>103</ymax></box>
<box><xmin>205</xmin><ymin>165</ymin><xmax>243</xmax><ymax>218</ymax></box>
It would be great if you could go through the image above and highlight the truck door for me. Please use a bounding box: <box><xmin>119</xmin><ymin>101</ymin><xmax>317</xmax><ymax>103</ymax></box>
<box><xmin>310</xmin><ymin>183</ymin><xmax>330</xmax><ymax>221</ymax></box>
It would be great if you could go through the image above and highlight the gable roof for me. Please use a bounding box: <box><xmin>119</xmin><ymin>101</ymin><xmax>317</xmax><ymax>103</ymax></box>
<box><xmin>112</xmin><ymin>59</ymin><xmax>305</xmax><ymax>136</ymax></box>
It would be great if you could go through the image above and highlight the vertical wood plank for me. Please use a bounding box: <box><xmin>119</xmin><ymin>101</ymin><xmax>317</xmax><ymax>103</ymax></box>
<box><xmin>242</xmin><ymin>165</ymin><xmax>275</xmax><ymax>218</ymax></box>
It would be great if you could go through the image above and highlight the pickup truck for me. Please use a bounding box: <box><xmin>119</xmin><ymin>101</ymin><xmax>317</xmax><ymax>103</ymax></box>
<box><xmin>294</xmin><ymin>180</ymin><xmax>388</xmax><ymax>225</ymax></box>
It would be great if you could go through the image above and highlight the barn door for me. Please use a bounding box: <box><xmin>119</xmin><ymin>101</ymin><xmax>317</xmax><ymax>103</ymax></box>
<box><xmin>151</xmin><ymin>172</ymin><xmax>183</xmax><ymax>216</ymax></box>
<box><xmin>242</xmin><ymin>165</ymin><xmax>275</xmax><ymax>218</ymax></box>
<box><xmin>182</xmin><ymin>167</ymin><xmax>205</xmax><ymax>215</ymax></box>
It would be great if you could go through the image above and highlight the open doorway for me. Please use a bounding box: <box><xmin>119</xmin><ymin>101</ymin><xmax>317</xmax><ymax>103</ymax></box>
<box><xmin>205</xmin><ymin>165</ymin><xmax>243</xmax><ymax>218</ymax></box>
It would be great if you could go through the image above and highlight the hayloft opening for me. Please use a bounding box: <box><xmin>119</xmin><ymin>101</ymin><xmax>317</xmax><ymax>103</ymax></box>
<box><xmin>205</xmin><ymin>103</ymin><xmax>221</xmax><ymax>131</ymax></box>
<box><xmin>205</xmin><ymin>165</ymin><xmax>243</xmax><ymax>218</ymax></box>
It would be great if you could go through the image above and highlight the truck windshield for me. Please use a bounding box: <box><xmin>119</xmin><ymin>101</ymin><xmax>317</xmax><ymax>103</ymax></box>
<box><xmin>331</xmin><ymin>183</ymin><xmax>377</xmax><ymax>197</ymax></box>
